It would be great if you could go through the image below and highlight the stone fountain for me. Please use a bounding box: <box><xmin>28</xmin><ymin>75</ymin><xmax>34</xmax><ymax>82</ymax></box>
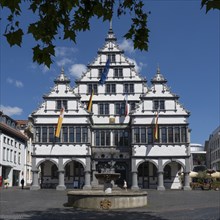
<box><xmin>95</xmin><ymin>167</ymin><xmax>120</xmax><ymax>194</ymax></box>
<box><xmin>67</xmin><ymin>162</ymin><xmax>148</xmax><ymax>210</ymax></box>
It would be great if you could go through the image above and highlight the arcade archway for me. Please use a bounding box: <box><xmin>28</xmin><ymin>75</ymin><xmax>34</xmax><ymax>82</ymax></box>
<box><xmin>38</xmin><ymin>160</ymin><xmax>58</xmax><ymax>189</ymax></box>
<box><xmin>137</xmin><ymin>161</ymin><xmax>158</xmax><ymax>189</ymax></box>
<box><xmin>64</xmin><ymin>160</ymin><xmax>85</xmax><ymax>189</ymax></box>
<box><xmin>163</xmin><ymin>161</ymin><xmax>183</xmax><ymax>189</ymax></box>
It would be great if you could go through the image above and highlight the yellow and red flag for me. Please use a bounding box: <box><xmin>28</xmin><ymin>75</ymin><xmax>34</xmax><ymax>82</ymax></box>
<box><xmin>87</xmin><ymin>89</ymin><xmax>94</xmax><ymax>112</ymax></box>
<box><xmin>55</xmin><ymin>107</ymin><xmax>64</xmax><ymax>138</ymax></box>
<box><xmin>125</xmin><ymin>94</ymin><xmax>128</xmax><ymax>116</ymax></box>
<box><xmin>154</xmin><ymin>109</ymin><xmax>159</xmax><ymax>140</ymax></box>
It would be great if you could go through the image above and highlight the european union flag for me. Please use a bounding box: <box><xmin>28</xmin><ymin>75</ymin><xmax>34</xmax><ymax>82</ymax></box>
<box><xmin>99</xmin><ymin>58</ymin><xmax>110</xmax><ymax>85</ymax></box>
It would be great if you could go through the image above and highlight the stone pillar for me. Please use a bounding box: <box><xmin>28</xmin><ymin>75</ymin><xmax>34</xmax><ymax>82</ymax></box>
<box><xmin>56</xmin><ymin>158</ymin><xmax>66</xmax><ymax>190</ymax></box>
<box><xmin>30</xmin><ymin>170</ymin><xmax>40</xmax><ymax>190</ymax></box>
<box><xmin>131</xmin><ymin>171</ymin><xmax>139</xmax><ymax>190</ymax></box>
<box><xmin>183</xmin><ymin>157</ymin><xmax>191</xmax><ymax>190</ymax></box>
<box><xmin>157</xmin><ymin>172</ymin><xmax>165</xmax><ymax>190</ymax></box>
<box><xmin>56</xmin><ymin>170</ymin><xmax>66</xmax><ymax>190</ymax></box>
<box><xmin>83</xmin><ymin>156</ymin><xmax>92</xmax><ymax>190</ymax></box>
<box><xmin>30</xmin><ymin>156</ymin><xmax>40</xmax><ymax>190</ymax></box>
<box><xmin>131</xmin><ymin>158</ymin><xmax>139</xmax><ymax>190</ymax></box>
<box><xmin>157</xmin><ymin>159</ymin><xmax>165</xmax><ymax>191</ymax></box>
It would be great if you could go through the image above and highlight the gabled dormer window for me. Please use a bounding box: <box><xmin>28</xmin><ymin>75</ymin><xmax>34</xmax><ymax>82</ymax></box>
<box><xmin>98</xmin><ymin>103</ymin><xmax>109</xmax><ymax>115</ymax></box>
<box><xmin>88</xmin><ymin>83</ymin><xmax>98</xmax><ymax>95</ymax></box>
<box><xmin>153</xmin><ymin>100</ymin><xmax>165</xmax><ymax>111</ymax></box>
<box><xmin>115</xmin><ymin>103</ymin><xmax>126</xmax><ymax>115</ymax></box>
<box><xmin>124</xmin><ymin>83</ymin><xmax>134</xmax><ymax>94</ymax></box>
<box><xmin>106</xmin><ymin>84</ymin><xmax>116</xmax><ymax>94</ymax></box>
<box><xmin>114</xmin><ymin>68</ymin><xmax>123</xmax><ymax>78</ymax></box>
<box><xmin>57</xmin><ymin>100</ymin><xmax>67</xmax><ymax>110</ymax></box>
<box><xmin>108</xmin><ymin>54</ymin><xmax>116</xmax><ymax>63</ymax></box>
<box><xmin>98</xmin><ymin>68</ymin><xmax>103</xmax><ymax>78</ymax></box>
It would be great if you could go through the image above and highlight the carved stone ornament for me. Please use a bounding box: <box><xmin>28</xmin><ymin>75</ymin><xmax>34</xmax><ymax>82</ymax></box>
<box><xmin>100</xmin><ymin>199</ymin><xmax>112</xmax><ymax>210</ymax></box>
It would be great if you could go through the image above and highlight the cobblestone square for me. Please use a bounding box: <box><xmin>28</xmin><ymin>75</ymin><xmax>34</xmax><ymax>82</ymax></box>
<box><xmin>0</xmin><ymin>188</ymin><xmax>219</xmax><ymax>220</ymax></box>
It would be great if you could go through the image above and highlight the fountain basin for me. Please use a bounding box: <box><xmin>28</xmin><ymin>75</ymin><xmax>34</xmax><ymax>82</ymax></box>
<box><xmin>67</xmin><ymin>190</ymin><xmax>147</xmax><ymax>210</ymax></box>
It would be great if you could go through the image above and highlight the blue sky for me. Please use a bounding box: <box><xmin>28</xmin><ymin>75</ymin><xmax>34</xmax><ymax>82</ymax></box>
<box><xmin>0</xmin><ymin>1</ymin><xmax>219</xmax><ymax>145</ymax></box>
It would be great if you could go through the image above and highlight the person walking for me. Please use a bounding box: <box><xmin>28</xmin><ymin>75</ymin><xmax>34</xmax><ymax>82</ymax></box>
<box><xmin>21</xmin><ymin>178</ymin><xmax>24</xmax><ymax>189</ymax></box>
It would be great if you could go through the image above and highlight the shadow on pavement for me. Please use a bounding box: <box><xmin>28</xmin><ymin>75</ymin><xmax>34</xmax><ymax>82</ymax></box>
<box><xmin>12</xmin><ymin>208</ymin><xmax>164</xmax><ymax>220</ymax></box>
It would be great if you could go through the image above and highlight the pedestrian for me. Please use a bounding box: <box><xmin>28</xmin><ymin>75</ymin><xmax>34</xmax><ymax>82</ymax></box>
<box><xmin>123</xmin><ymin>180</ymin><xmax>127</xmax><ymax>191</ymax></box>
<box><xmin>21</xmin><ymin>178</ymin><xmax>24</xmax><ymax>189</ymax></box>
<box><xmin>4</xmin><ymin>178</ymin><xmax>9</xmax><ymax>189</ymax></box>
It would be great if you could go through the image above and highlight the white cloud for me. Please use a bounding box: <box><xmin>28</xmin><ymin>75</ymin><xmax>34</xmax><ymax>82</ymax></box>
<box><xmin>127</xmin><ymin>58</ymin><xmax>144</xmax><ymax>73</ymax></box>
<box><xmin>41</xmin><ymin>65</ymin><xmax>50</xmax><ymax>73</ymax></box>
<box><xmin>0</xmin><ymin>105</ymin><xmax>23</xmax><ymax>116</ymax></box>
<box><xmin>6</xmin><ymin>78</ymin><xmax>13</xmax><ymax>84</ymax></box>
<box><xmin>118</xmin><ymin>39</ymin><xmax>134</xmax><ymax>53</ymax></box>
<box><xmin>29</xmin><ymin>63</ymin><xmax>37</xmax><ymax>70</ymax></box>
<box><xmin>15</xmin><ymin>80</ymin><xmax>23</xmax><ymax>88</ymax></box>
<box><xmin>69</xmin><ymin>64</ymin><xmax>87</xmax><ymax>79</ymax></box>
<box><xmin>6</xmin><ymin>78</ymin><xmax>23</xmax><ymax>88</ymax></box>
<box><xmin>55</xmin><ymin>47</ymin><xmax>78</xmax><ymax>57</ymax></box>
<box><xmin>56</xmin><ymin>58</ymin><xmax>72</xmax><ymax>67</ymax></box>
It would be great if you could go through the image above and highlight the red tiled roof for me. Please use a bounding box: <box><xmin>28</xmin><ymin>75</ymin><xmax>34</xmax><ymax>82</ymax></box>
<box><xmin>16</xmin><ymin>120</ymin><xmax>28</xmax><ymax>125</ymax></box>
<box><xmin>0</xmin><ymin>122</ymin><xmax>28</xmax><ymax>141</ymax></box>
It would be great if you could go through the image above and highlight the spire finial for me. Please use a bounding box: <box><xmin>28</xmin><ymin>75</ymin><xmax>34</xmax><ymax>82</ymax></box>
<box><xmin>110</xmin><ymin>19</ymin><xmax>112</xmax><ymax>30</ymax></box>
<box><xmin>61</xmin><ymin>66</ymin><xmax>64</xmax><ymax>74</ymax></box>
<box><xmin>157</xmin><ymin>63</ymin><xmax>160</xmax><ymax>74</ymax></box>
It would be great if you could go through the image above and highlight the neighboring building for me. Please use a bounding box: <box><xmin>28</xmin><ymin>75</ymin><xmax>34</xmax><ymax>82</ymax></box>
<box><xmin>205</xmin><ymin>126</ymin><xmax>220</xmax><ymax>171</ymax></box>
<box><xmin>189</xmin><ymin>143</ymin><xmax>206</xmax><ymax>171</ymax></box>
<box><xmin>0</xmin><ymin>112</ymin><xmax>27</xmax><ymax>187</ymax></box>
<box><xmin>30</xmin><ymin>27</ymin><xmax>191</xmax><ymax>191</ymax></box>
<box><xmin>16</xmin><ymin>120</ymin><xmax>33</xmax><ymax>185</ymax></box>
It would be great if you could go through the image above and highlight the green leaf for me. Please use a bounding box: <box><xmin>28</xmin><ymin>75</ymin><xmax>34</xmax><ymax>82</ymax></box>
<box><xmin>32</xmin><ymin>44</ymin><xmax>55</xmax><ymax>67</ymax></box>
<box><xmin>0</xmin><ymin>0</ymin><xmax>21</xmax><ymax>13</ymax></box>
<box><xmin>4</xmin><ymin>28</ymin><xmax>23</xmax><ymax>47</ymax></box>
<box><xmin>201</xmin><ymin>0</ymin><xmax>220</xmax><ymax>13</ymax></box>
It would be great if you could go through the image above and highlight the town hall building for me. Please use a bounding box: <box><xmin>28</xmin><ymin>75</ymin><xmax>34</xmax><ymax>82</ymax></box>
<box><xmin>29</xmin><ymin>27</ymin><xmax>191</xmax><ymax>191</ymax></box>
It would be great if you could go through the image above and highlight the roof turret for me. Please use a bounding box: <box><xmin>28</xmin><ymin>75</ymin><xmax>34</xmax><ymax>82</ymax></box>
<box><xmin>54</xmin><ymin>68</ymin><xmax>70</xmax><ymax>84</ymax></box>
<box><xmin>151</xmin><ymin>67</ymin><xmax>167</xmax><ymax>84</ymax></box>
<box><xmin>105</xmin><ymin>21</ymin><xmax>117</xmax><ymax>42</ymax></box>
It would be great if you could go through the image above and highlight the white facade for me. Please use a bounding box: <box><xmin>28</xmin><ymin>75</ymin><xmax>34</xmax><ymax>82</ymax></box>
<box><xmin>30</xmin><ymin>28</ymin><xmax>191</xmax><ymax>190</ymax></box>
<box><xmin>205</xmin><ymin>126</ymin><xmax>220</xmax><ymax>170</ymax></box>
<box><xmin>0</xmin><ymin>113</ymin><xmax>27</xmax><ymax>187</ymax></box>
<box><xmin>189</xmin><ymin>143</ymin><xmax>206</xmax><ymax>171</ymax></box>
<box><xmin>16</xmin><ymin>120</ymin><xmax>33</xmax><ymax>186</ymax></box>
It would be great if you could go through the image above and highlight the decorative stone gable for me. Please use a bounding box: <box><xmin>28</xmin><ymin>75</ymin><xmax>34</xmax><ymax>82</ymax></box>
<box><xmin>74</xmin><ymin>27</ymin><xmax>148</xmax><ymax>126</ymax></box>
<box><xmin>132</xmin><ymin>67</ymin><xmax>190</xmax><ymax>120</ymax></box>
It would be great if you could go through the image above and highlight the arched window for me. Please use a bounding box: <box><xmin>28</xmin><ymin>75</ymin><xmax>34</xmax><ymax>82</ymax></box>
<box><xmin>164</xmin><ymin>165</ymin><xmax>171</xmax><ymax>180</ymax></box>
<box><xmin>51</xmin><ymin>164</ymin><xmax>58</xmax><ymax>179</ymax></box>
